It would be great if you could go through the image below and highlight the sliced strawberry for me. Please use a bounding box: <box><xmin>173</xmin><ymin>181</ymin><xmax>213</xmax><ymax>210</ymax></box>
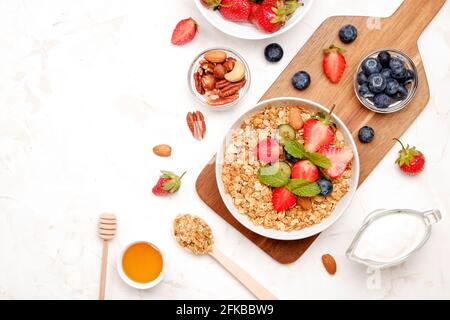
<box><xmin>254</xmin><ymin>138</ymin><xmax>281</xmax><ymax>164</ymax></box>
<box><xmin>303</xmin><ymin>119</ymin><xmax>335</xmax><ymax>152</ymax></box>
<box><xmin>171</xmin><ymin>18</ymin><xmax>197</xmax><ymax>45</ymax></box>
<box><xmin>323</xmin><ymin>45</ymin><xmax>346</xmax><ymax>84</ymax></box>
<box><xmin>319</xmin><ymin>145</ymin><xmax>353</xmax><ymax>178</ymax></box>
<box><xmin>291</xmin><ymin>160</ymin><xmax>319</xmax><ymax>182</ymax></box>
<box><xmin>272</xmin><ymin>187</ymin><xmax>296</xmax><ymax>212</ymax></box>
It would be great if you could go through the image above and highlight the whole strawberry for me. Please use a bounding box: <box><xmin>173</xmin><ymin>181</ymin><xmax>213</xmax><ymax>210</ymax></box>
<box><xmin>394</xmin><ymin>139</ymin><xmax>425</xmax><ymax>176</ymax></box>
<box><xmin>203</xmin><ymin>0</ymin><xmax>251</xmax><ymax>22</ymax></box>
<box><xmin>152</xmin><ymin>171</ymin><xmax>186</xmax><ymax>196</ymax></box>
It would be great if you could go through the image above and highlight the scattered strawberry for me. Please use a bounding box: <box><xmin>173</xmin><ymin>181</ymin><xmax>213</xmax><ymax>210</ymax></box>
<box><xmin>152</xmin><ymin>171</ymin><xmax>186</xmax><ymax>196</ymax></box>
<box><xmin>254</xmin><ymin>138</ymin><xmax>281</xmax><ymax>164</ymax></box>
<box><xmin>272</xmin><ymin>187</ymin><xmax>296</xmax><ymax>212</ymax></box>
<box><xmin>323</xmin><ymin>45</ymin><xmax>346</xmax><ymax>83</ymax></box>
<box><xmin>394</xmin><ymin>139</ymin><xmax>425</xmax><ymax>176</ymax></box>
<box><xmin>171</xmin><ymin>18</ymin><xmax>198</xmax><ymax>45</ymax></box>
<box><xmin>291</xmin><ymin>160</ymin><xmax>319</xmax><ymax>182</ymax></box>
<box><xmin>303</xmin><ymin>106</ymin><xmax>336</xmax><ymax>152</ymax></box>
<box><xmin>318</xmin><ymin>145</ymin><xmax>353</xmax><ymax>179</ymax></box>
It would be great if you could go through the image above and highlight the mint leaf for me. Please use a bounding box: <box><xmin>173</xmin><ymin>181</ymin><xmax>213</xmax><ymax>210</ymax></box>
<box><xmin>284</xmin><ymin>140</ymin><xmax>306</xmax><ymax>159</ymax></box>
<box><xmin>306</xmin><ymin>152</ymin><xmax>331</xmax><ymax>169</ymax></box>
<box><xmin>287</xmin><ymin>179</ymin><xmax>321</xmax><ymax>197</ymax></box>
<box><xmin>257</xmin><ymin>166</ymin><xmax>290</xmax><ymax>187</ymax></box>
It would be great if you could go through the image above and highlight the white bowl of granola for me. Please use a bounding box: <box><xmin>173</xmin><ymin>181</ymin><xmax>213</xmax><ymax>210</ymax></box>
<box><xmin>217</xmin><ymin>97</ymin><xmax>360</xmax><ymax>240</ymax></box>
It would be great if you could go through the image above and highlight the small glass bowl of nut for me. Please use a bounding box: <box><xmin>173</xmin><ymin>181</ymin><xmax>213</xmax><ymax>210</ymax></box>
<box><xmin>188</xmin><ymin>48</ymin><xmax>251</xmax><ymax>111</ymax></box>
<box><xmin>354</xmin><ymin>49</ymin><xmax>418</xmax><ymax>114</ymax></box>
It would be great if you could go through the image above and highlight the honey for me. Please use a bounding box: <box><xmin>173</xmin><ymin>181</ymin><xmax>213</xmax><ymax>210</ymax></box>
<box><xmin>122</xmin><ymin>242</ymin><xmax>163</xmax><ymax>284</ymax></box>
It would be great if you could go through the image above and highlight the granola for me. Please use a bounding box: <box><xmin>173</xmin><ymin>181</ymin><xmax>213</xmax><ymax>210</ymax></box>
<box><xmin>221</xmin><ymin>105</ymin><xmax>352</xmax><ymax>231</ymax></box>
<box><xmin>173</xmin><ymin>214</ymin><xmax>214</xmax><ymax>254</ymax></box>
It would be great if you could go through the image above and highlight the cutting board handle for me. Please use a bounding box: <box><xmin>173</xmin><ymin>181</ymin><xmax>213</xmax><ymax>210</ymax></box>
<box><xmin>388</xmin><ymin>0</ymin><xmax>447</xmax><ymax>39</ymax></box>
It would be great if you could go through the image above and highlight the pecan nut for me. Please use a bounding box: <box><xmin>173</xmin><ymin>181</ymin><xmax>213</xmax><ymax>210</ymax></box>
<box><xmin>194</xmin><ymin>72</ymin><xmax>205</xmax><ymax>95</ymax></box>
<box><xmin>186</xmin><ymin>111</ymin><xmax>206</xmax><ymax>141</ymax></box>
<box><xmin>207</xmin><ymin>94</ymin><xmax>239</xmax><ymax>106</ymax></box>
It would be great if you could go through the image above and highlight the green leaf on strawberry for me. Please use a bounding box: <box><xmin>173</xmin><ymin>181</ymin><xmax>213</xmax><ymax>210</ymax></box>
<box><xmin>287</xmin><ymin>179</ymin><xmax>321</xmax><ymax>197</ymax></box>
<box><xmin>284</xmin><ymin>140</ymin><xmax>331</xmax><ymax>169</ymax></box>
<box><xmin>257</xmin><ymin>165</ymin><xmax>290</xmax><ymax>187</ymax></box>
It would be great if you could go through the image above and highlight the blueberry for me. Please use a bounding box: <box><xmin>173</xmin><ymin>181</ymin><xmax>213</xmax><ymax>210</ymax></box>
<box><xmin>384</xmin><ymin>78</ymin><xmax>400</xmax><ymax>96</ymax></box>
<box><xmin>395</xmin><ymin>86</ymin><xmax>409</xmax><ymax>100</ymax></box>
<box><xmin>292</xmin><ymin>71</ymin><xmax>311</xmax><ymax>90</ymax></box>
<box><xmin>284</xmin><ymin>150</ymin><xmax>300</xmax><ymax>164</ymax></box>
<box><xmin>362</xmin><ymin>58</ymin><xmax>382</xmax><ymax>76</ymax></box>
<box><xmin>373</xmin><ymin>93</ymin><xmax>391</xmax><ymax>109</ymax></box>
<box><xmin>368</xmin><ymin>73</ymin><xmax>387</xmax><ymax>93</ymax></box>
<box><xmin>402</xmin><ymin>69</ymin><xmax>415</xmax><ymax>85</ymax></box>
<box><xmin>377</xmin><ymin>51</ymin><xmax>391</xmax><ymax>68</ymax></box>
<box><xmin>357</xmin><ymin>72</ymin><xmax>368</xmax><ymax>85</ymax></box>
<box><xmin>389</xmin><ymin>57</ymin><xmax>407</xmax><ymax>80</ymax></box>
<box><xmin>381</xmin><ymin>68</ymin><xmax>392</xmax><ymax>79</ymax></box>
<box><xmin>264</xmin><ymin>43</ymin><xmax>284</xmax><ymax>62</ymax></box>
<box><xmin>358</xmin><ymin>126</ymin><xmax>375</xmax><ymax>143</ymax></box>
<box><xmin>339</xmin><ymin>24</ymin><xmax>358</xmax><ymax>44</ymax></box>
<box><xmin>317</xmin><ymin>178</ymin><xmax>333</xmax><ymax>196</ymax></box>
<box><xmin>358</xmin><ymin>84</ymin><xmax>374</xmax><ymax>98</ymax></box>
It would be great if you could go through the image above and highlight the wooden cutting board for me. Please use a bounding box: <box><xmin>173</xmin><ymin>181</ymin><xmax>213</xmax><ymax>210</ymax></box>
<box><xmin>196</xmin><ymin>0</ymin><xmax>446</xmax><ymax>264</ymax></box>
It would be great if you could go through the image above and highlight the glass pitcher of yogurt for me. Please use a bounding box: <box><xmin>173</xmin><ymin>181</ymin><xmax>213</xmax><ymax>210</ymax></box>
<box><xmin>346</xmin><ymin>209</ymin><xmax>442</xmax><ymax>268</ymax></box>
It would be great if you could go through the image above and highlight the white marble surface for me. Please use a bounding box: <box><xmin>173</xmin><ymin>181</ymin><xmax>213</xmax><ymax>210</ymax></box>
<box><xmin>0</xmin><ymin>0</ymin><xmax>449</xmax><ymax>300</ymax></box>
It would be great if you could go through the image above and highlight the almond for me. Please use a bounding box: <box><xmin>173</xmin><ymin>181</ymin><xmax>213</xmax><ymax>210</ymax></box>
<box><xmin>153</xmin><ymin>144</ymin><xmax>172</xmax><ymax>157</ymax></box>
<box><xmin>204</xmin><ymin>50</ymin><xmax>227</xmax><ymax>63</ymax></box>
<box><xmin>289</xmin><ymin>109</ymin><xmax>304</xmax><ymax>130</ymax></box>
<box><xmin>297</xmin><ymin>197</ymin><xmax>312</xmax><ymax>210</ymax></box>
<box><xmin>322</xmin><ymin>254</ymin><xmax>337</xmax><ymax>275</ymax></box>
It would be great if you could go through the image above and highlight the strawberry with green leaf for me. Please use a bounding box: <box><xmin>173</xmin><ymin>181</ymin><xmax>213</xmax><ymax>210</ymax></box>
<box><xmin>152</xmin><ymin>171</ymin><xmax>186</xmax><ymax>196</ymax></box>
<box><xmin>323</xmin><ymin>45</ymin><xmax>347</xmax><ymax>84</ymax></box>
<box><xmin>303</xmin><ymin>105</ymin><xmax>336</xmax><ymax>152</ymax></box>
<box><xmin>394</xmin><ymin>139</ymin><xmax>425</xmax><ymax>176</ymax></box>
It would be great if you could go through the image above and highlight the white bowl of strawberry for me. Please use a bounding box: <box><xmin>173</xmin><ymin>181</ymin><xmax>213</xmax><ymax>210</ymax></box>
<box><xmin>195</xmin><ymin>0</ymin><xmax>315</xmax><ymax>40</ymax></box>
<box><xmin>217</xmin><ymin>97</ymin><xmax>360</xmax><ymax>240</ymax></box>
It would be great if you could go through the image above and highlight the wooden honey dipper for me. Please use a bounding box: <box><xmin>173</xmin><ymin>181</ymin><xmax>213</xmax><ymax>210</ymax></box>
<box><xmin>98</xmin><ymin>213</ymin><xmax>117</xmax><ymax>300</ymax></box>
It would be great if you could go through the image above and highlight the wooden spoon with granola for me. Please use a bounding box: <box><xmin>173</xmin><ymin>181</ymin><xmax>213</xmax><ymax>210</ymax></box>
<box><xmin>173</xmin><ymin>214</ymin><xmax>277</xmax><ymax>300</ymax></box>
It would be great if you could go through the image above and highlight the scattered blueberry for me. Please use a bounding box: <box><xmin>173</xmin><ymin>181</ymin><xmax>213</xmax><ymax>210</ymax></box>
<box><xmin>339</xmin><ymin>24</ymin><xmax>358</xmax><ymax>44</ymax></box>
<box><xmin>362</xmin><ymin>58</ymin><xmax>382</xmax><ymax>76</ymax></box>
<box><xmin>284</xmin><ymin>150</ymin><xmax>300</xmax><ymax>164</ymax></box>
<box><xmin>357</xmin><ymin>72</ymin><xmax>368</xmax><ymax>85</ymax></box>
<box><xmin>368</xmin><ymin>73</ymin><xmax>387</xmax><ymax>93</ymax></box>
<box><xmin>381</xmin><ymin>68</ymin><xmax>392</xmax><ymax>79</ymax></box>
<box><xmin>373</xmin><ymin>93</ymin><xmax>391</xmax><ymax>109</ymax></box>
<box><xmin>358</xmin><ymin>84</ymin><xmax>374</xmax><ymax>98</ymax></box>
<box><xmin>264</xmin><ymin>43</ymin><xmax>284</xmax><ymax>62</ymax></box>
<box><xmin>317</xmin><ymin>178</ymin><xmax>333</xmax><ymax>196</ymax></box>
<box><xmin>395</xmin><ymin>85</ymin><xmax>409</xmax><ymax>100</ymax></box>
<box><xmin>292</xmin><ymin>71</ymin><xmax>311</xmax><ymax>90</ymax></box>
<box><xmin>403</xmin><ymin>69</ymin><xmax>415</xmax><ymax>85</ymax></box>
<box><xmin>358</xmin><ymin>126</ymin><xmax>375</xmax><ymax>143</ymax></box>
<box><xmin>377</xmin><ymin>51</ymin><xmax>391</xmax><ymax>68</ymax></box>
<box><xmin>385</xmin><ymin>78</ymin><xmax>400</xmax><ymax>96</ymax></box>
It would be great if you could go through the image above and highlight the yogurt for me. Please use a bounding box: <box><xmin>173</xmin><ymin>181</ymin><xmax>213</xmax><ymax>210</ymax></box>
<box><xmin>347</xmin><ymin>209</ymin><xmax>441</xmax><ymax>268</ymax></box>
<box><xmin>353</xmin><ymin>213</ymin><xmax>426</xmax><ymax>262</ymax></box>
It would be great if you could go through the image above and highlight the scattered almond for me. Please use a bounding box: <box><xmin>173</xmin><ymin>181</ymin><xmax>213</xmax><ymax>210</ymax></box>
<box><xmin>289</xmin><ymin>108</ymin><xmax>304</xmax><ymax>130</ymax></box>
<box><xmin>322</xmin><ymin>254</ymin><xmax>337</xmax><ymax>275</ymax></box>
<box><xmin>297</xmin><ymin>197</ymin><xmax>312</xmax><ymax>210</ymax></box>
<box><xmin>153</xmin><ymin>144</ymin><xmax>172</xmax><ymax>157</ymax></box>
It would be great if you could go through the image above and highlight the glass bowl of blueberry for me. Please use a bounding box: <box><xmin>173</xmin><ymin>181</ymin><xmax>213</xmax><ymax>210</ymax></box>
<box><xmin>354</xmin><ymin>49</ymin><xmax>418</xmax><ymax>114</ymax></box>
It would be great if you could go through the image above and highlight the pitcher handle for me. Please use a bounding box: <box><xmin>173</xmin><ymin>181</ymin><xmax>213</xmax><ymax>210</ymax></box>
<box><xmin>423</xmin><ymin>209</ymin><xmax>442</xmax><ymax>225</ymax></box>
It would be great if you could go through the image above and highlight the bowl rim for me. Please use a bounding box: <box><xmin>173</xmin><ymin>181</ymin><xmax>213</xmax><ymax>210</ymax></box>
<box><xmin>194</xmin><ymin>0</ymin><xmax>315</xmax><ymax>40</ymax></box>
<box><xmin>188</xmin><ymin>47</ymin><xmax>251</xmax><ymax>111</ymax></box>
<box><xmin>215</xmin><ymin>97</ymin><xmax>360</xmax><ymax>240</ymax></box>
<box><xmin>354</xmin><ymin>48</ymin><xmax>418</xmax><ymax>114</ymax></box>
<box><xmin>117</xmin><ymin>240</ymin><xmax>166</xmax><ymax>290</ymax></box>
